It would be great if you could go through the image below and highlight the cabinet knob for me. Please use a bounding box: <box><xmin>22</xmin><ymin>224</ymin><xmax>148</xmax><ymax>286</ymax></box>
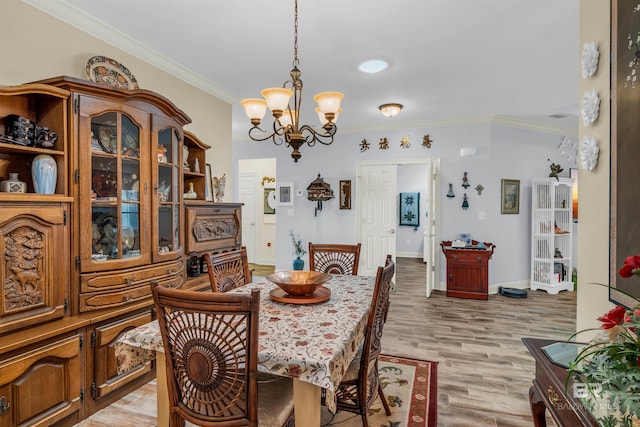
<box><xmin>452</xmin><ymin>255</ymin><xmax>458</xmax><ymax>261</ymax></box>
<box><xmin>477</xmin><ymin>257</ymin><xmax>482</xmax><ymax>263</ymax></box>
<box><xmin>122</xmin><ymin>295</ymin><xmax>132</xmax><ymax>302</ymax></box>
<box><xmin>167</xmin><ymin>268</ymin><xmax>175</xmax><ymax>274</ymax></box>
<box><xmin>125</xmin><ymin>276</ymin><xmax>136</xmax><ymax>285</ymax></box>
<box><xmin>167</xmin><ymin>282</ymin><xmax>176</xmax><ymax>288</ymax></box>
<box><xmin>448</xmin><ymin>273</ymin><xmax>453</xmax><ymax>281</ymax></box>
<box><xmin>0</xmin><ymin>396</ymin><xmax>9</xmax><ymax>416</ymax></box>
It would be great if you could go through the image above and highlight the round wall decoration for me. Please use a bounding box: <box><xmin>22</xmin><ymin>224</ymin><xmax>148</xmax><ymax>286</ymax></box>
<box><xmin>581</xmin><ymin>41</ymin><xmax>600</xmax><ymax>79</ymax></box>
<box><xmin>581</xmin><ymin>89</ymin><xmax>600</xmax><ymax>127</ymax></box>
<box><xmin>86</xmin><ymin>56</ymin><xmax>139</xmax><ymax>90</ymax></box>
<box><xmin>580</xmin><ymin>136</ymin><xmax>599</xmax><ymax>171</ymax></box>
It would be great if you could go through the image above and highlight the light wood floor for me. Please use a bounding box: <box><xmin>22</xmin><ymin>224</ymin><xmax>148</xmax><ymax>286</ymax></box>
<box><xmin>77</xmin><ymin>257</ymin><xmax>573</xmax><ymax>426</ymax></box>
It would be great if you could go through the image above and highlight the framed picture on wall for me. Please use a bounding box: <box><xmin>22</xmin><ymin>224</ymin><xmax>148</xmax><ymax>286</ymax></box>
<box><xmin>610</xmin><ymin>0</ymin><xmax>640</xmax><ymax>307</ymax></box>
<box><xmin>276</xmin><ymin>182</ymin><xmax>294</xmax><ymax>206</ymax></box>
<box><xmin>339</xmin><ymin>180</ymin><xmax>351</xmax><ymax>209</ymax></box>
<box><xmin>205</xmin><ymin>164</ymin><xmax>214</xmax><ymax>202</ymax></box>
<box><xmin>570</xmin><ymin>168</ymin><xmax>578</xmax><ymax>222</ymax></box>
<box><xmin>500</xmin><ymin>179</ymin><xmax>520</xmax><ymax>214</ymax></box>
<box><xmin>264</xmin><ymin>188</ymin><xmax>276</xmax><ymax>214</ymax></box>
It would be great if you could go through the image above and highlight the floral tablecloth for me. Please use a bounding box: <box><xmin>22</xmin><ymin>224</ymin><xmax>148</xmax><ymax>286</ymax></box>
<box><xmin>114</xmin><ymin>274</ymin><xmax>376</xmax><ymax>413</ymax></box>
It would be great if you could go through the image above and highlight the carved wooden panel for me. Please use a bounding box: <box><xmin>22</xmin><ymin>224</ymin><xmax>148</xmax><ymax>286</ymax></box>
<box><xmin>185</xmin><ymin>203</ymin><xmax>242</xmax><ymax>254</ymax></box>
<box><xmin>0</xmin><ymin>205</ymin><xmax>67</xmax><ymax>335</ymax></box>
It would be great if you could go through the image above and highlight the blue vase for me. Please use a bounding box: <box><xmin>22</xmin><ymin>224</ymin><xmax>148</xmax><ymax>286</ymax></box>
<box><xmin>293</xmin><ymin>257</ymin><xmax>304</xmax><ymax>270</ymax></box>
<box><xmin>31</xmin><ymin>154</ymin><xmax>57</xmax><ymax>194</ymax></box>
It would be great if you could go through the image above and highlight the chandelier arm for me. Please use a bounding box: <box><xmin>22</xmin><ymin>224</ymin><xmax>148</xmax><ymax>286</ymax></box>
<box><xmin>299</xmin><ymin>123</ymin><xmax>337</xmax><ymax>146</ymax></box>
<box><xmin>247</xmin><ymin>126</ymin><xmax>285</xmax><ymax>146</ymax></box>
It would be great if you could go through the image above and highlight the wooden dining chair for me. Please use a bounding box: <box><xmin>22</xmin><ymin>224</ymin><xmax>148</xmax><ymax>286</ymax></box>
<box><xmin>203</xmin><ymin>247</ymin><xmax>252</xmax><ymax>292</ymax></box>
<box><xmin>308</xmin><ymin>242</ymin><xmax>361</xmax><ymax>275</ymax></box>
<box><xmin>324</xmin><ymin>256</ymin><xmax>395</xmax><ymax>426</ymax></box>
<box><xmin>150</xmin><ymin>283</ymin><xmax>295</xmax><ymax>427</ymax></box>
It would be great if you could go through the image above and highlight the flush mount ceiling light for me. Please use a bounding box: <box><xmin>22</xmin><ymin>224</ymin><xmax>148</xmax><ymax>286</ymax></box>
<box><xmin>379</xmin><ymin>103</ymin><xmax>403</xmax><ymax>118</ymax></box>
<box><xmin>358</xmin><ymin>59</ymin><xmax>389</xmax><ymax>74</ymax></box>
<box><xmin>240</xmin><ymin>0</ymin><xmax>344</xmax><ymax>162</ymax></box>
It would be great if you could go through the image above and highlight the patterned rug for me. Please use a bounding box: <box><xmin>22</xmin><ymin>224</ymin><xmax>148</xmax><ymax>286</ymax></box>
<box><xmin>321</xmin><ymin>355</ymin><xmax>438</xmax><ymax>427</ymax></box>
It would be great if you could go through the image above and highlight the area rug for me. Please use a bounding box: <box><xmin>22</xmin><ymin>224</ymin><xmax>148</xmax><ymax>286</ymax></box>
<box><xmin>321</xmin><ymin>355</ymin><xmax>438</xmax><ymax>427</ymax></box>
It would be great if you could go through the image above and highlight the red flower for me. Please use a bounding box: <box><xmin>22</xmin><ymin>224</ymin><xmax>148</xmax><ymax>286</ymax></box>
<box><xmin>597</xmin><ymin>305</ymin><xmax>626</xmax><ymax>329</ymax></box>
<box><xmin>618</xmin><ymin>254</ymin><xmax>640</xmax><ymax>277</ymax></box>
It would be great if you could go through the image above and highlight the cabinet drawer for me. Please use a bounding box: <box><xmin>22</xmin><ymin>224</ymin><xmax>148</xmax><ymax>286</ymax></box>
<box><xmin>0</xmin><ymin>335</ymin><xmax>81</xmax><ymax>427</ymax></box>
<box><xmin>80</xmin><ymin>259</ymin><xmax>183</xmax><ymax>293</ymax></box>
<box><xmin>79</xmin><ymin>273</ymin><xmax>183</xmax><ymax>312</ymax></box>
<box><xmin>449</xmin><ymin>253</ymin><xmax>488</xmax><ymax>264</ymax></box>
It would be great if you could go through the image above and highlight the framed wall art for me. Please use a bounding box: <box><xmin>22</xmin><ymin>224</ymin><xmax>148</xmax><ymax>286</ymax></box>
<box><xmin>570</xmin><ymin>168</ymin><xmax>578</xmax><ymax>222</ymax></box>
<box><xmin>276</xmin><ymin>182</ymin><xmax>294</xmax><ymax>206</ymax></box>
<box><xmin>205</xmin><ymin>163</ymin><xmax>214</xmax><ymax>202</ymax></box>
<box><xmin>500</xmin><ymin>179</ymin><xmax>520</xmax><ymax>214</ymax></box>
<box><xmin>339</xmin><ymin>180</ymin><xmax>351</xmax><ymax>210</ymax></box>
<box><xmin>610</xmin><ymin>0</ymin><xmax>640</xmax><ymax>307</ymax></box>
<box><xmin>399</xmin><ymin>192</ymin><xmax>420</xmax><ymax>226</ymax></box>
<box><xmin>264</xmin><ymin>187</ymin><xmax>276</xmax><ymax>215</ymax></box>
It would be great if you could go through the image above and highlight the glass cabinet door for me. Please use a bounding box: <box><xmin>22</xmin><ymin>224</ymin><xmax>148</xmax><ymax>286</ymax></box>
<box><xmin>79</xmin><ymin>97</ymin><xmax>150</xmax><ymax>271</ymax></box>
<box><xmin>154</xmin><ymin>125</ymin><xmax>183</xmax><ymax>262</ymax></box>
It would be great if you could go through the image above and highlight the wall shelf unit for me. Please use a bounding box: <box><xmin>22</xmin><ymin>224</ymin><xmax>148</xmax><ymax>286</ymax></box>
<box><xmin>530</xmin><ymin>178</ymin><xmax>574</xmax><ymax>294</ymax></box>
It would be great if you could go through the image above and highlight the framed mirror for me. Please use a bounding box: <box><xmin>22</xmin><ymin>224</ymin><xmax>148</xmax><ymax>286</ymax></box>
<box><xmin>610</xmin><ymin>0</ymin><xmax>640</xmax><ymax>307</ymax></box>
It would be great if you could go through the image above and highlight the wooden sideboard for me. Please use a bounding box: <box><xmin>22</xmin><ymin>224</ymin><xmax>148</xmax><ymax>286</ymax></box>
<box><xmin>522</xmin><ymin>337</ymin><xmax>599</xmax><ymax>427</ymax></box>
<box><xmin>440</xmin><ymin>241</ymin><xmax>495</xmax><ymax>300</ymax></box>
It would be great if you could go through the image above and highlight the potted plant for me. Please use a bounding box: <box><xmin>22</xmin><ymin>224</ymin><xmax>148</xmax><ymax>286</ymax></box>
<box><xmin>290</xmin><ymin>230</ymin><xmax>307</xmax><ymax>270</ymax></box>
<box><xmin>567</xmin><ymin>254</ymin><xmax>640</xmax><ymax>426</ymax></box>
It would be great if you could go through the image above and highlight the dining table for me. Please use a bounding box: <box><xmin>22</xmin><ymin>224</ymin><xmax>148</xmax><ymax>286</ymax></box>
<box><xmin>114</xmin><ymin>273</ymin><xmax>377</xmax><ymax>427</ymax></box>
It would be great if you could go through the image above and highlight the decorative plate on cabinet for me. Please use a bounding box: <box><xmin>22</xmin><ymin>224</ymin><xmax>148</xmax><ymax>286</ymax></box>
<box><xmin>86</xmin><ymin>56</ymin><xmax>139</xmax><ymax>90</ymax></box>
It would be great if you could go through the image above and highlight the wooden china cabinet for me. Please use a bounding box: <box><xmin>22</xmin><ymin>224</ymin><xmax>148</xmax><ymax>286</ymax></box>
<box><xmin>0</xmin><ymin>76</ymin><xmax>242</xmax><ymax>425</ymax></box>
<box><xmin>0</xmin><ymin>76</ymin><xmax>193</xmax><ymax>425</ymax></box>
<box><xmin>40</xmin><ymin>76</ymin><xmax>191</xmax><ymax>415</ymax></box>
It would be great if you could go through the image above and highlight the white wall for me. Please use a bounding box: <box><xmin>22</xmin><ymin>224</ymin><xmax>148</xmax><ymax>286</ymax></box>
<box><xmin>0</xmin><ymin>0</ymin><xmax>233</xmax><ymax>190</ymax></box>
<box><xmin>234</xmin><ymin>120</ymin><xmax>576</xmax><ymax>289</ymax></box>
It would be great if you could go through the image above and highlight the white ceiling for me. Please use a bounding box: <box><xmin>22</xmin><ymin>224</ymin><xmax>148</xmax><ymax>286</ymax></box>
<box><xmin>29</xmin><ymin>0</ymin><xmax>580</xmax><ymax>140</ymax></box>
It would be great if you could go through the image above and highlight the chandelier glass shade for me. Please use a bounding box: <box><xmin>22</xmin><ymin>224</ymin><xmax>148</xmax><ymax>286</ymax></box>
<box><xmin>240</xmin><ymin>0</ymin><xmax>344</xmax><ymax>162</ymax></box>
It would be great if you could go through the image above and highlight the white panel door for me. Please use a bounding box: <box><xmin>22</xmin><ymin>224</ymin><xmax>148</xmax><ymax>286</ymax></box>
<box><xmin>426</xmin><ymin>159</ymin><xmax>441</xmax><ymax>297</ymax></box>
<box><xmin>358</xmin><ymin>164</ymin><xmax>397</xmax><ymax>276</ymax></box>
<box><xmin>239</xmin><ymin>173</ymin><xmax>258</xmax><ymax>263</ymax></box>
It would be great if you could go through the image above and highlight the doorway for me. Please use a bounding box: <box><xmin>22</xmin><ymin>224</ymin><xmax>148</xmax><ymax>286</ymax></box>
<box><xmin>357</xmin><ymin>158</ymin><xmax>440</xmax><ymax>297</ymax></box>
<box><xmin>238</xmin><ymin>158</ymin><xmax>277</xmax><ymax>266</ymax></box>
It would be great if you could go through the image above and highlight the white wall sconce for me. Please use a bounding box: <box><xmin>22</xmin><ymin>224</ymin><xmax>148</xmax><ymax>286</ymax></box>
<box><xmin>459</xmin><ymin>147</ymin><xmax>477</xmax><ymax>157</ymax></box>
<box><xmin>379</xmin><ymin>103</ymin><xmax>403</xmax><ymax>118</ymax></box>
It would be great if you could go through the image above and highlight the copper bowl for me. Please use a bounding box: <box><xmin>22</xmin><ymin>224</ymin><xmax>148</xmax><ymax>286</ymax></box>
<box><xmin>265</xmin><ymin>271</ymin><xmax>332</xmax><ymax>296</ymax></box>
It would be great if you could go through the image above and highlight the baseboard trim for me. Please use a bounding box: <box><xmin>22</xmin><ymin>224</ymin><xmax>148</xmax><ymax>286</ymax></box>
<box><xmin>435</xmin><ymin>280</ymin><xmax>530</xmax><ymax>294</ymax></box>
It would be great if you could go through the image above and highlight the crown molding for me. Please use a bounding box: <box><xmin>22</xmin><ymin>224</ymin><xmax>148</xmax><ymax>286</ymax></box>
<box><xmin>340</xmin><ymin>115</ymin><xmax>578</xmax><ymax>137</ymax></box>
<box><xmin>23</xmin><ymin>0</ymin><xmax>237</xmax><ymax>104</ymax></box>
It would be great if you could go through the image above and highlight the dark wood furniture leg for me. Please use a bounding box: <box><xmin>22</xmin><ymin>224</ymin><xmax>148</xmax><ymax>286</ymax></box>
<box><xmin>529</xmin><ymin>384</ymin><xmax>547</xmax><ymax>427</ymax></box>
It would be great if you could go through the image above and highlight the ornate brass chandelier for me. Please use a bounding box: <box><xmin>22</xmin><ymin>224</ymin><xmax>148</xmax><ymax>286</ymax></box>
<box><xmin>240</xmin><ymin>0</ymin><xmax>344</xmax><ymax>162</ymax></box>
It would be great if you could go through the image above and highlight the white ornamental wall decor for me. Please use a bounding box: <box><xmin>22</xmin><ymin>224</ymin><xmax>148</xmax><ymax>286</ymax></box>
<box><xmin>580</xmin><ymin>136</ymin><xmax>600</xmax><ymax>171</ymax></box>
<box><xmin>557</xmin><ymin>136</ymin><xmax>578</xmax><ymax>166</ymax></box>
<box><xmin>581</xmin><ymin>41</ymin><xmax>600</xmax><ymax>79</ymax></box>
<box><xmin>581</xmin><ymin>90</ymin><xmax>600</xmax><ymax>126</ymax></box>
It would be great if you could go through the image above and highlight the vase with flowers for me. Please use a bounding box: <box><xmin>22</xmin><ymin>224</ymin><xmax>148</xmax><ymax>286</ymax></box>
<box><xmin>290</xmin><ymin>230</ymin><xmax>307</xmax><ymax>270</ymax></box>
<box><xmin>568</xmin><ymin>254</ymin><xmax>640</xmax><ymax>427</ymax></box>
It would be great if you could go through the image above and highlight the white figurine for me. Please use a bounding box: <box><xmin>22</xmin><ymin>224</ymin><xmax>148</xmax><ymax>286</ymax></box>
<box><xmin>212</xmin><ymin>174</ymin><xmax>226</xmax><ymax>202</ymax></box>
